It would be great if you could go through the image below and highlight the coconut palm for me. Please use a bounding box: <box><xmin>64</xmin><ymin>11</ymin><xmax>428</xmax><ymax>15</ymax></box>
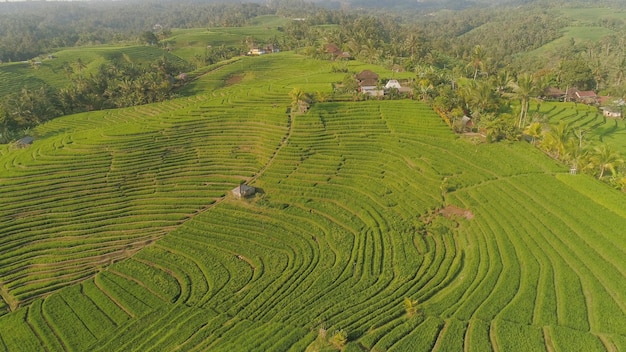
<box><xmin>0</xmin><ymin>106</ymin><xmax>12</xmax><ymax>143</ymax></box>
<box><xmin>493</xmin><ymin>69</ymin><xmax>512</xmax><ymax>94</ymax></box>
<box><xmin>589</xmin><ymin>144</ymin><xmax>624</xmax><ymax>179</ymax></box>
<box><xmin>541</xmin><ymin>121</ymin><xmax>571</xmax><ymax>159</ymax></box>
<box><xmin>72</xmin><ymin>58</ymin><xmax>87</xmax><ymax>74</ymax></box>
<box><xmin>615</xmin><ymin>57</ymin><xmax>626</xmax><ymax>86</ymax></box>
<box><xmin>466</xmin><ymin>45</ymin><xmax>486</xmax><ymax>81</ymax></box>
<box><xmin>289</xmin><ymin>87</ymin><xmax>310</xmax><ymax>113</ymax></box>
<box><xmin>562</xmin><ymin>136</ymin><xmax>590</xmax><ymax>172</ymax></box>
<box><xmin>523</xmin><ymin>122</ymin><xmax>542</xmax><ymax>145</ymax></box>
<box><xmin>507</xmin><ymin>73</ymin><xmax>539</xmax><ymax>128</ymax></box>
<box><xmin>289</xmin><ymin>87</ymin><xmax>305</xmax><ymax>105</ymax></box>
<box><xmin>315</xmin><ymin>91</ymin><xmax>330</xmax><ymax>103</ymax></box>
<box><xmin>459</xmin><ymin>79</ymin><xmax>499</xmax><ymax>116</ymax></box>
<box><xmin>404</xmin><ymin>33</ymin><xmax>421</xmax><ymax>61</ymax></box>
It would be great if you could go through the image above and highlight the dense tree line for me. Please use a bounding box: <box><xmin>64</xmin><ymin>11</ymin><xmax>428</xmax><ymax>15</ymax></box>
<box><xmin>0</xmin><ymin>56</ymin><xmax>190</xmax><ymax>143</ymax></box>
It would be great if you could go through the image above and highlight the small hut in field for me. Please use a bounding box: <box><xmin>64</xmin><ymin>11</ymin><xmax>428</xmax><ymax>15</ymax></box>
<box><xmin>232</xmin><ymin>183</ymin><xmax>256</xmax><ymax>199</ymax></box>
<box><xmin>15</xmin><ymin>136</ymin><xmax>34</xmax><ymax>148</ymax></box>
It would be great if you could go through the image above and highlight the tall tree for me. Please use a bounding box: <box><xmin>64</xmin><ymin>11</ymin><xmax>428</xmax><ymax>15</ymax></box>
<box><xmin>541</xmin><ymin>121</ymin><xmax>571</xmax><ymax>160</ymax></box>
<box><xmin>589</xmin><ymin>144</ymin><xmax>624</xmax><ymax>179</ymax></box>
<box><xmin>507</xmin><ymin>73</ymin><xmax>539</xmax><ymax>128</ymax></box>
<box><xmin>467</xmin><ymin>45</ymin><xmax>486</xmax><ymax>81</ymax></box>
<box><xmin>559</xmin><ymin>59</ymin><xmax>595</xmax><ymax>91</ymax></box>
<box><xmin>523</xmin><ymin>122</ymin><xmax>542</xmax><ymax>146</ymax></box>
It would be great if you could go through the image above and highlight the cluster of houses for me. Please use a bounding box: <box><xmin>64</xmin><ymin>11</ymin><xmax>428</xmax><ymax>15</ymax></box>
<box><xmin>544</xmin><ymin>87</ymin><xmax>624</xmax><ymax>118</ymax></box>
<box><xmin>247</xmin><ymin>44</ymin><xmax>280</xmax><ymax>56</ymax></box>
<box><xmin>355</xmin><ymin>69</ymin><xmax>412</xmax><ymax>97</ymax></box>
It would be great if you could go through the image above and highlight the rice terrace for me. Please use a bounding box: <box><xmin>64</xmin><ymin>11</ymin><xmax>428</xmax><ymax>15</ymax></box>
<box><xmin>0</xmin><ymin>0</ymin><xmax>625</xmax><ymax>351</ymax></box>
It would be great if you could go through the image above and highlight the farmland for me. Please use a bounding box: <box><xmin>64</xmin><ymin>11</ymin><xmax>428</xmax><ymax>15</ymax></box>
<box><xmin>535</xmin><ymin>101</ymin><xmax>626</xmax><ymax>155</ymax></box>
<box><xmin>0</xmin><ymin>45</ymin><xmax>188</xmax><ymax>98</ymax></box>
<box><xmin>0</xmin><ymin>49</ymin><xmax>625</xmax><ymax>352</ymax></box>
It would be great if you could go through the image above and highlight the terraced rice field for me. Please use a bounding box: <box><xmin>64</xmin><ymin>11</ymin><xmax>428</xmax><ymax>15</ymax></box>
<box><xmin>538</xmin><ymin>101</ymin><xmax>626</xmax><ymax>152</ymax></box>
<box><xmin>0</xmin><ymin>53</ymin><xmax>624</xmax><ymax>351</ymax></box>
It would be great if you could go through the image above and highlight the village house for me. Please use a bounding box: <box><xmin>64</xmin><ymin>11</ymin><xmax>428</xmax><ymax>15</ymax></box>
<box><xmin>248</xmin><ymin>48</ymin><xmax>266</xmax><ymax>56</ymax></box>
<box><xmin>575</xmin><ymin>90</ymin><xmax>598</xmax><ymax>104</ymax></box>
<box><xmin>324</xmin><ymin>44</ymin><xmax>350</xmax><ymax>60</ymax></box>
<box><xmin>566</xmin><ymin>88</ymin><xmax>598</xmax><ymax>104</ymax></box>
<box><xmin>356</xmin><ymin>70</ymin><xmax>383</xmax><ymax>97</ymax></box>
<box><xmin>543</xmin><ymin>87</ymin><xmax>566</xmax><ymax>101</ymax></box>
<box><xmin>247</xmin><ymin>44</ymin><xmax>279</xmax><ymax>56</ymax></box>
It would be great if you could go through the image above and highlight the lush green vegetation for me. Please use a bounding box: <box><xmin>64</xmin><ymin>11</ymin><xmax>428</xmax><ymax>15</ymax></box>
<box><xmin>0</xmin><ymin>0</ymin><xmax>625</xmax><ymax>350</ymax></box>
<box><xmin>0</xmin><ymin>50</ymin><xmax>624</xmax><ymax>351</ymax></box>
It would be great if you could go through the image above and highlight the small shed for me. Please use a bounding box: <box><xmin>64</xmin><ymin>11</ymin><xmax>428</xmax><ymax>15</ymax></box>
<box><xmin>16</xmin><ymin>136</ymin><xmax>34</xmax><ymax>148</ymax></box>
<box><xmin>232</xmin><ymin>184</ymin><xmax>256</xmax><ymax>199</ymax></box>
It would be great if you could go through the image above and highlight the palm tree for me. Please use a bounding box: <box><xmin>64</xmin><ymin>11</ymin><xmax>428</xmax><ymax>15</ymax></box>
<box><xmin>72</xmin><ymin>58</ymin><xmax>87</xmax><ymax>74</ymax></box>
<box><xmin>573</xmin><ymin>128</ymin><xmax>588</xmax><ymax>151</ymax></box>
<box><xmin>58</xmin><ymin>87</ymin><xmax>78</xmax><ymax>113</ymax></box>
<box><xmin>482</xmin><ymin>113</ymin><xmax>518</xmax><ymax>142</ymax></box>
<box><xmin>493</xmin><ymin>69</ymin><xmax>512</xmax><ymax>94</ymax></box>
<box><xmin>563</xmin><ymin>139</ymin><xmax>588</xmax><ymax>173</ymax></box>
<box><xmin>360</xmin><ymin>39</ymin><xmax>383</xmax><ymax>64</ymax></box>
<box><xmin>289</xmin><ymin>87</ymin><xmax>304</xmax><ymax>105</ymax></box>
<box><xmin>466</xmin><ymin>45</ymin><xmax>486</xmax><ymax>81</ymax></box>
<box><xmin>403</xmin><ymin>297</ymin><xmax>420</xmax><ymax>318</ymax></box>
<box><xmin>589</xmin><ymin>144</ymin><xmax>624</xmax><ymax>179</ymax></box>
<box><xmin>459</xmin><ymin>79</ymin><xmax>499</xmax><ymax>116</ymax></box>
<box><xmin>523</xmin><ymin>122</ymin><xmax>542</xmax><ymax>146</ymax></box>
<box><xmin>541</xmin><ymin>121</ymin><xmax>571</xmax><ymax>159</ymax></box>
<box><xmin>315</xmin><ymin>91</ymin><xmax>330</xmax><ymax>103</ymax></box>
<box><xmin>289</xmin><ymin>87</ymin><xmax>310</xmax><ymax>113</ymax></box>
<box><xmin>507</xmin><ymin>73</ymin><xmax>539</xmax><ymax>128</ymax></box>
<box><xmin>413</xmin><ymin>76</ymin><xmax>434</xmax><ymax>101</ymax></box>
<box><xmin>404</xmin><ymin>33</ymin><xmax>421</xmax><ymax>61</ymax></box>
<box><xmin>0</xmin><ymin>105</ymin><xmax>12</xmax><ymax>143</ymax></box>
<box><xmin>615</xmin><ymin>57</ymin><xmax>626</xmax><ymax>86</ymax></box>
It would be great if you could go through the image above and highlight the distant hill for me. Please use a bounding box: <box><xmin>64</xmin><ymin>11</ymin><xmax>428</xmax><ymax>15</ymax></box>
<box><xmin>313</xmin><ymin>0</ymin><xmax>625</xmax><ymax>10</ymax></box>
<box><xmin>312</xmin><ymin>0</ymin><xmax>521</xmax><ymax>10</ymax></box>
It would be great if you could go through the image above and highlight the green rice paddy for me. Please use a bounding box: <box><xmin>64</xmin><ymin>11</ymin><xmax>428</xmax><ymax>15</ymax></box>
<box><xmin>0</xmin><ymin>52</ymin><xmax>624</xmax><ymax>351</ymax></box>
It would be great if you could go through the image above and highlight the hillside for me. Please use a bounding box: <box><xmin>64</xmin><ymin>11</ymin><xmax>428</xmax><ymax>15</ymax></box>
<box><xmin>0</xmin><ymin>52</ymin><xmax>624</xmax><ymax>351</ymax></box>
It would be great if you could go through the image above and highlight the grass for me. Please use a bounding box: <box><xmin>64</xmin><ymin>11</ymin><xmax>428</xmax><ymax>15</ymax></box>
<box><xmin>0</xmin><ymin>50</ymin><xmax>624</xmax><ymax>352</ymax></box>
